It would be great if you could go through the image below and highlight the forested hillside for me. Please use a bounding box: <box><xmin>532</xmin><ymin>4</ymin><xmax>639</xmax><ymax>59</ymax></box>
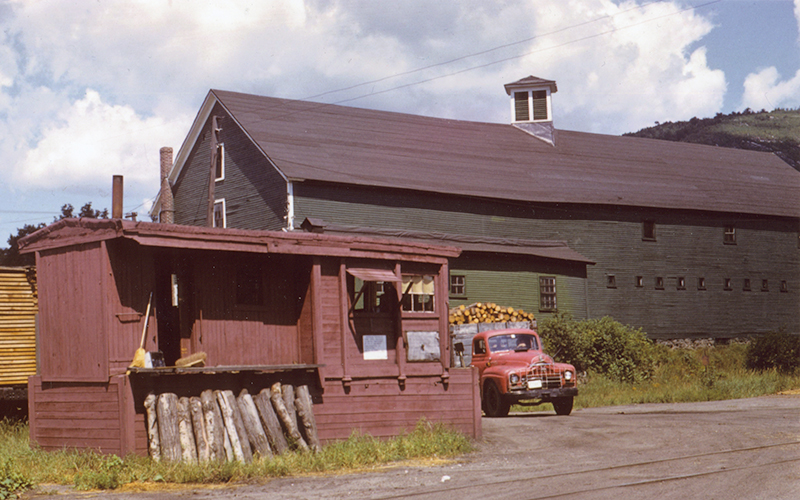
<box><xmin>624</xmin><ymin>108</ymin><xmax>800</xmax><ymax>172</ymax></box>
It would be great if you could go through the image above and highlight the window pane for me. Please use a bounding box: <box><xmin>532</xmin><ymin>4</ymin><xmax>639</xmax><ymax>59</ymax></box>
<box><xmin>514</xmin><ymin>92</ymin><xmax>529</xmax><ymax>121</ymax></box>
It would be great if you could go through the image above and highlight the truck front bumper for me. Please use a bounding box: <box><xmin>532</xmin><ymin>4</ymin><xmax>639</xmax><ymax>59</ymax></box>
<box><xmin>506</xmin><ymin>386</ymin><xmax>578</xmax><ymax>404</ymax></box>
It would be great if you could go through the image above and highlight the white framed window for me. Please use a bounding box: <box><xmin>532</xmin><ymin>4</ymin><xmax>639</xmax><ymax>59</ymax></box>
<box><xmin>215</xmin><ymin>143</ymin><xmax>225</xmax><ymax>182</ymax></box>
<box><xmin>539</xmin><ymin>276</ymin><xmax>557</xmax><ymax>312</ymax></box>
<box><xmin>450</xmin><ymin>275</ymin><xmax>466</xmax><ymax>296</ymax></box>
<box><xmin>401</xmin><ymin>275</ymin><xmax>435</xmax><ymax>313</ymax></box>
<box><xmin>213</xmin><ymin>199</ymin><xmax>226</xmax><ymax>228</ymax></box>
<box><xmin>513</xmin><ymin>90</ymin><xmax>550</xmax><ymax>122</ymax></box>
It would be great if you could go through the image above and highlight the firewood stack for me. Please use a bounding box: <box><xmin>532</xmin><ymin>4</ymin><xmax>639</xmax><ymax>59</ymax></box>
<box><xmin>449</xmin><ymin>302</ymin><xmax>535</xmax><ymax>325</ymax></box>
<box><xmin>143</xmin><ymin>382</ymin><xmax>320</xmax><ymax>463</ymax></box>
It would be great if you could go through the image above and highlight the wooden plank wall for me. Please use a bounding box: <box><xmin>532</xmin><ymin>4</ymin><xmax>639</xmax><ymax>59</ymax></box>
<box><xmin>28</xmin><ymin>375</ymin><xmax>125</xmax><ymax>454</ymax></box>
<box><xmin>192</xmin><ymin>254</ymin><xmax>305</xmax><ymax>366</ymax></box>
<box><xmin>37</xmin><ymin>243</ymin><xmax>109</xmax><ymax>382</ymax></box>
<box><xmin>314</xmin><ymin>368</ymin><xmax>480</xmax><ymax>442</ymax></box>
<box><xmin>0</xmin><ymin>267</ymin><xmax>37</xmax><ymax>386</ymax></box>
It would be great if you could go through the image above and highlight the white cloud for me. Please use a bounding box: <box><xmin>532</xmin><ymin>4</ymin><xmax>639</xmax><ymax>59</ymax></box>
<box><xmin>738</xmin><ymin>0</ymin><xmax>800</xmax><ymax>111</ymax></box>
<box><xmin>13</xmin><ymin>89</ymin><xmax>188</xmax><ymax>201</ymax></box>
<box><xmin>741</xmin><ymin>67</ymin><xmax>800</xmax><ymax>111</ymax></box>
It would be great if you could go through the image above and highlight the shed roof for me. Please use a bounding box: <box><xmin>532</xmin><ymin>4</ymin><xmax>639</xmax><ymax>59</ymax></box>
<box><xmin>18</xmin><ymin>218</ymin><xmax>460</xmax><ymax>262</ymax></box>
<box><xmin>167</xmin><ymin>89</ymin><xmax>800</xmax><ymax>220</ymax></box>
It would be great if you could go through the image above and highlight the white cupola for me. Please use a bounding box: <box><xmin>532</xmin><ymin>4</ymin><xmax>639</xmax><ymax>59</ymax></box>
<box><xmin>504</xmin><ymin>76</ymin><xmax>558</xmax><ymax>145</ymax></box>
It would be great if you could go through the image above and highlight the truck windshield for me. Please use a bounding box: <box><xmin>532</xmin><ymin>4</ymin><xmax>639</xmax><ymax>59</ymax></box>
<box><xmin>488</xmin><ymin>334</ymin><xmax>539</xmax><ymax>352</ymax></box>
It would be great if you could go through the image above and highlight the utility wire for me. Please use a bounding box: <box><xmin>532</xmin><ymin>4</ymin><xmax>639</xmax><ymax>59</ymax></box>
<box><xmin>300</xmin><ymin>0</ymin><xmax>668</xmax><ymax>102</ymax></box>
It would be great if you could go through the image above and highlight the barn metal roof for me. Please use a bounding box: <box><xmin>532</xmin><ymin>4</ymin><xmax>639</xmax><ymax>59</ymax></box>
<box><xmin>168</xmin><ymin>89</ymin><xmax>800</xmax><ymax>219</ymax></box>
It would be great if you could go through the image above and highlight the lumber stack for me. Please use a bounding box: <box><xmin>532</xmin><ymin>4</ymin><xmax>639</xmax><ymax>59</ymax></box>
<box><xmin>449</xmin><ymin>302</ymin><xmax>535</xmax><ymax>325</ymax></box>
<box><xmin>0</xmin><ymin>267</ymin><xmax>38</xmax><ymax>386</ymax></box>
<box><xmin>144</xmin><ymin>383</ymin><xmax>321</xmax><ymax>463</ymax></box>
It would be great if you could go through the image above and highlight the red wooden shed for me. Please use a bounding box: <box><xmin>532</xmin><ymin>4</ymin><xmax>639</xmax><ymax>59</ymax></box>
<box><xmin>19</xmin><ymin>218</ymin><xmax>480</xmax><ymax>455</ymax></box>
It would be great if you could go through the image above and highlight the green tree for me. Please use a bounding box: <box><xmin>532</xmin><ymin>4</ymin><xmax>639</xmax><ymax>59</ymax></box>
<box><xmin>0</xmin><ymin>202</ymin><xmax>109</xmax><ymax>266</ymax></box>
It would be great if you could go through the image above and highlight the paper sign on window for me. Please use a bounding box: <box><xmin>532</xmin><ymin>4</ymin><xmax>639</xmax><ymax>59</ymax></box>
<box><xmin>363</xmin><ymin>335</ymin><xmax>388</xmax><ymax>360</ymax></box>
<box><xmin>406</xmin><ymin>331</ymin><xmax>440</xmax><ymax>362</ymax></box>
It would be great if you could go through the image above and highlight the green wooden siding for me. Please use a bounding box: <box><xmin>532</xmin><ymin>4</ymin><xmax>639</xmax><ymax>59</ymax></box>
<box><xmin>294</xmin><ymin>182</ymin><xmax>799</xmax><ymax>338</ymax></box>
<box><xmin>173</xmin><ymin>104</ymin><xmax>287</xmax><ymax>231</ymax></box>
<box><xmin>448</xmin><ymin>253</ymin><xmax>588</xmax><ymax>322</ymax></box>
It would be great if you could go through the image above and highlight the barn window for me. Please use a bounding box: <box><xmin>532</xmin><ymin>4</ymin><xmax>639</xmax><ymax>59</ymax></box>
<box><xmin>724</xmin><ymin>278</ymin><xmax>733</xmax><ymax>290</ymax></box>
<box><xmin>606</xmin><ymin>275</ymin><xmax>617</xmax><ymax>288</ymax></box>
<box><xmin>655</xmin><ymin>277</ymin><xmax>664</xmax><ymax>289</ymax></box>
<box><xmin>743</xmin><ymin>278</ymin><xmax>751</xmax><ymax>291</ymax></box>
<box><xmin>514</xmin><ymin>92</ymin><xmax>529</xmax><ymax>121</ymax></box>
<box><xmin>401</xmin><ymin>275</ymin><xmax>435</xmax><ymax>313</ymax></box>
<box><xmin>215</xmin><ymin>143</ymin><xmax>225</xmax><ymax>181</ymax></box>
<box><xmin>781</xmin><ymin>280</ymin><xmax>789</xmax><ymax>292</ymax></box>
<box><xmin>642</xmin><ymin>220</ymin><xmax>656</xmax><ymax>241</ymax></box>
<box><xmin>513</xmin><ymin>90</ymin><xmax>549</xmax><ymax>121</ymax></box>
<box><xmin>213</xmin><ymin>199</ymin><xmax>226</xmax><ymax>228</ymax></box>
<box><xmin>697</xmin><ymin>277</ymin><xmax>706</xmax><ymax>290</ymax></box>
<box><xmin>450</xmin><ymin>275</ymin><xmax>466</xmax><ymax>296</ymax></box>
<box><xmin>761</xmin><ymin>279</ymin><xmax>769</xmax><ymax>292</ymax></box>
<box><xmin>723</xmin><ymin>226</ymin><xmax>736</xmax><ymax>245</ymax></box>
<box><xmin>677</xmin><ymin>277</ymin><xmax>686</xmax><ymax>290</ymax></box>
<box><xmin>635</xmin><ymin>276</ymin><xmax>644</xmax><ymax>287</ymax></box>
<box><xmin>539</xmin><ymin>276</ymin><xmax>557</xmax><ymax>311</ymax></box>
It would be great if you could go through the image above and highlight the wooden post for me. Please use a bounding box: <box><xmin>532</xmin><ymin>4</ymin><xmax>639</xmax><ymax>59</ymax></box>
<box><xmin>216</xmin><ymin>390</ymin><xmax>251</xmax><ymax>463</ymax></box>
<box><xmin>156</xmin><ymin>393</ymin><xmax>181</xmax><ymax>462</ymax></box>
<box><xmin>270</xmin><ymin>383</ymin><xmax>308</xmax><ymax>451</ymax></box>
<box><xmin>190</xmin><ymin>396</ymin><xmax>211</xmax><ymax>462</ymax></box>
<box><xmin>200</xmin><ymin>389</ymin><xmax>226</xmax><ymax>461</ymax></box>
<box><xmin>177</xmin><ymin>397</ymin><xmax>198</xmax><ymax>463</ymax></box>
<box><xmin>255</xmin><ymin>389</ymin><xmax>289</xmax><ymax>454</ymax></box>
<box><xmin>143</xmin><ymin>393</ymin><xmax>161</xmax><ymax>462</ymax></box>
<box><xmin>237</xmin><ymin>390</ymin><xmax>272</xmax><ymax>459</ymax></box>
<box><xmin>281</xmin><ymin>384</ymin><xmax>297</xmax><ymax>428</ymax></box>
<box><xmin>207</xmin><ymin>116</ymin><xmax>220</xmax><ymax>227</ymax></box>
<box><xmin>294</xmin><ymin>385</ymin><xmax>321</xmax><ymax>453</ymax></box>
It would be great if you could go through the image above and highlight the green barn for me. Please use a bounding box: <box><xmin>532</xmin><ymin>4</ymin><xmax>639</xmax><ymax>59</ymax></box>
<box><xmin>152</xmin><ymin>76</ymin><xmax>800</xmax><ymax>339</ymax></box>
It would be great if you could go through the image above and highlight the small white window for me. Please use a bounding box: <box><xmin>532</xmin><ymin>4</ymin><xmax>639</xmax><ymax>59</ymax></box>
<box><xmin>213</xmin><ymin>199</ymin><xmax>226</xmax><ymax>228</ymax></box>
<box><xmin>215</xmin><ymin>143</ymin><xmax>225</xmax><ymax>182</ymax></box>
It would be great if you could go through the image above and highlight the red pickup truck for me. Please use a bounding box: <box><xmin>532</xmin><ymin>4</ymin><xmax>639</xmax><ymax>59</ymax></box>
<box><xmin>470</xmin><ymin>329</ymin><xmax>578</xmax><ymax>417</ymax></box>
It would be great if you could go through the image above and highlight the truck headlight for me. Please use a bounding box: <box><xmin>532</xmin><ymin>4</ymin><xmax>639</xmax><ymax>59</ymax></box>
<box><xmin>510</xmin><ymin>374</ymin><xmax>520</xmax><ymax>385</ymax></box>
<box><xmin>564</xmin><ymin>371</ymin><xmax>573</xmax><ymax>381</ymax></box>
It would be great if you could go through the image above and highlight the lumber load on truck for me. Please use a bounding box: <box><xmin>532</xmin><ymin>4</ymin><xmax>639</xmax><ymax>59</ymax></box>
<box><xmin>449</xmin><ymin>302</ymin><xmax>535</xmax><ymax>325</ymax></box>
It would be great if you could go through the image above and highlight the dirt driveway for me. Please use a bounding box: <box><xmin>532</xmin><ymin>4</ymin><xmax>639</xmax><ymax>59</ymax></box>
<box><xmin>24</xmin><ymin>395</ymin><xmax>800</xmax><ymax>500</ymax></box>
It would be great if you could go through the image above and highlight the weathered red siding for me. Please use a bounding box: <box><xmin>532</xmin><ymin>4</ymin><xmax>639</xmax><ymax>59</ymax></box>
<box><xmin>37</xmin><ymin>243</ymin><xmax>109</xmax><ymax>382</ymax></box>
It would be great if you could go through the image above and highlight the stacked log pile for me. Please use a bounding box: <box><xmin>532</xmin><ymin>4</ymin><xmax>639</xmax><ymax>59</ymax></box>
<box><xmin>144</xmin><ymin>383</ymin><xmax>320</xmax><ymax>463</ymax></box>
<box><xmin>449</xmin><ymin>302</ymin><xmax>535</xmax><ymax>325</ymax></box>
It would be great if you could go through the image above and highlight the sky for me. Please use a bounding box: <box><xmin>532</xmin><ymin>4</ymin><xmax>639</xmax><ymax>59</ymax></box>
<box><xmin>1</xmin><ymin>0</ymin><xmax>799</xmax><ymax>244</ymax></box>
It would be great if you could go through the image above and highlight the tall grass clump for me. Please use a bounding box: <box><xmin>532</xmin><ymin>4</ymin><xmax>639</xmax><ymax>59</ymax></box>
<box><xmin>0</xmin><ymin>419</ymin><xmax>473</xmax><ymax>492</ymax></box>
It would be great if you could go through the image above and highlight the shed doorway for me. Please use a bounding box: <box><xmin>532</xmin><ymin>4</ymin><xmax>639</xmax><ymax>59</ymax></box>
<box><xmin>154</xmin><ymin>254</ymin><xmax>195</xmax><ymax>366</ymax></box>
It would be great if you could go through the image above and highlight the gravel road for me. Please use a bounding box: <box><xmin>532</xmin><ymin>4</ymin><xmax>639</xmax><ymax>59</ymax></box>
<box><xmin>23</xmin><ymin>394</ymin><xmax>800</xmax><ymax>500</ymax></box>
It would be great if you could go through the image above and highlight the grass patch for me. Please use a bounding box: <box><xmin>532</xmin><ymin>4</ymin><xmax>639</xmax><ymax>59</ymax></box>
<box><xmin>0</xmin><ymin>419</ymin><xmax>473</xmax><ymax>494</ymax></box>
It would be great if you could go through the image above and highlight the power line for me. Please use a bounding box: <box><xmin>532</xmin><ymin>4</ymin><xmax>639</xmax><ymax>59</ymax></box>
<box><xmin>329</xmin><ymin>0</ymin><xmax>722</xmax><ymax>107</ymax></box>
<box><xmin>300</xmin><ymin>0</ymin><xmax>668</xmax><ymax>102</ymax></box>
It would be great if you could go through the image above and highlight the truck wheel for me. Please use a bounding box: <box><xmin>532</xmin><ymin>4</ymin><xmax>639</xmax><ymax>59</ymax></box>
<box><xmin>553</xmin><ymin>396</ymin><xmax>573</xmax><ymax>416</ymax></box>
<box><xmin>483</xmin><ymin>381</ymin><xmax>510</xmax><ymax>417</ymax></box>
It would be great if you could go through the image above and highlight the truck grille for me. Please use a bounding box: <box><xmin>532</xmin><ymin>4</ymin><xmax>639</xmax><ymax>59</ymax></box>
<box><xmin>527</xmin><ymin>365</ymin><xmax>563</xmax><ymax>389</ymax></box>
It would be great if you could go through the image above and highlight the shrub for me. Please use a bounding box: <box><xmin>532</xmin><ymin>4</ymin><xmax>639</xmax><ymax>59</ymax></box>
<box><xmin>746</xmin><ymin>330</ymin><xmax>800</xmax><ymax>373</ymax></box>
<box><xmin>539</xmin><ymin>313</ymin><xmax>657</xmax><ymax>383</ymax></box>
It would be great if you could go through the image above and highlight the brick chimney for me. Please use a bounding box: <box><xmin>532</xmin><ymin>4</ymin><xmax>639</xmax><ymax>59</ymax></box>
<box><xmin>159</xmin><ymin>147</ymin><xmax>175</xmax><ymax>224</ymax></box>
